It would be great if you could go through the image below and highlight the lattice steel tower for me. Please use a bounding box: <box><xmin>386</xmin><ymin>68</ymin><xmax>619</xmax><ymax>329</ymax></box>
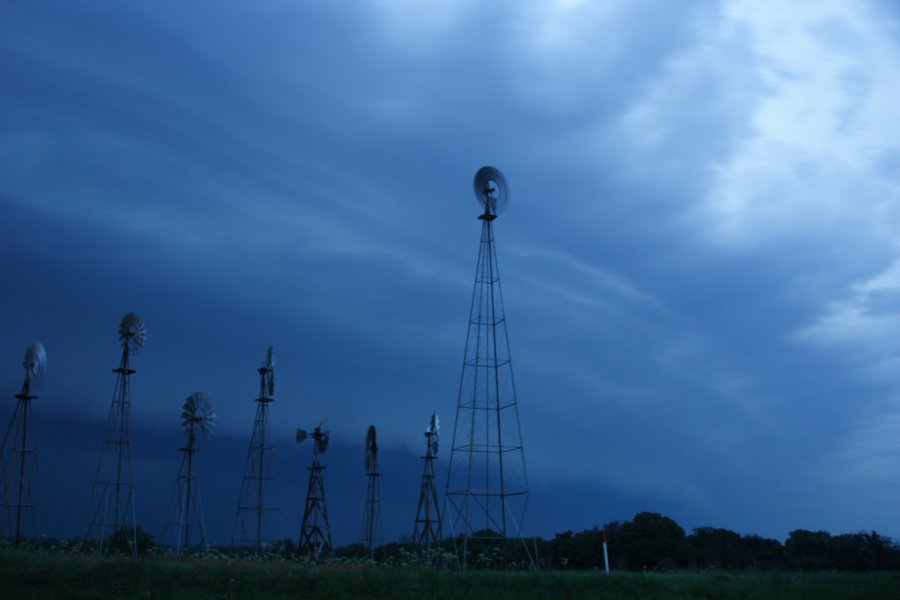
<box><xmin>359</xmin><ymin>425</ymin><xmax>383</xmax><ymax>559</ymax></box>
<box><xmin>444</xmin><ymin>167</ymin><xmax>538</xmax><ymax>569</ymax></box>
<box><xmin>297</xmin><ymin>421</ymin><xmax>333</xmax><ymax>560</ymax></box>
<box><xmin>1</xmin><ymin>342</ymin><xmax>46</xmax><ymax>546</ymax></box>
<box><xmin>413</xmin><ymin>412</ymin><xmax>442</xmax><ymax>559</ymax></box>
<box><xmin>161</xmin><ymin>391</ymin><xmax>215</xmax><ymax>554</ymax></box>
<box><xmin>86</xmin><ymin>313</ymin><xmax>145</xmax><ymax>557</ymax></box>
<box><xmin>232</xmin><ymin>347</ymin><xmax>284</xmax><ymax>550</ymax></box>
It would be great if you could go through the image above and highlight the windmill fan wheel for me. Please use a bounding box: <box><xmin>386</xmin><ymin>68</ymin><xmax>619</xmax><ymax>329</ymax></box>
<box><xmin>118</xmin><ymin>312</ymin><xmax>147</xmax><ymax>352</ymax></box>
<box><xmin>23</xmin><ymin>341</ymin><xmax>47</xmax><ymax>383</ymax></box>
<box><xmin>473</xmin><ymin>166</ymin><xmax>509</xmax><ymax>215</ymax></box>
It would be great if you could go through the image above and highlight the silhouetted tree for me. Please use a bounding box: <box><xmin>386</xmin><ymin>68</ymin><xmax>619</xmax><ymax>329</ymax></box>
<box><xmin>689</xmin><ymin>527</ymin><xmax>753</xmax><ymax>569</ymax></box>
<box><xmin>786</xmin><ymin>529</ymin><xmax>833</xmax><ymax>570</ymax></box>
<box><xmin>742</xmin><ymin>534</ymin><xmax>784</xmax><ymax>569</ymax></box>
<box><xmin>543</xmin><ymin>528</ymin><xmax>606</xmax><ymax>569</ymax></box>
<box><xmin>829</xmin><ymin>531</ymin><xmax>900</xmax><ymax>571</ymax></box>
<box><xmin>619</xmin><ymin>512</ymin><xmax>688</xmax><ymax>569</ymax></box>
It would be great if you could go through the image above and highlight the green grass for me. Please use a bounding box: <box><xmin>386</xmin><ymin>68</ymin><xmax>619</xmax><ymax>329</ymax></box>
<box><xmin>2</xmin><ymin>550</ymin><xmax>899</xmax><ymax>599</ymax></box>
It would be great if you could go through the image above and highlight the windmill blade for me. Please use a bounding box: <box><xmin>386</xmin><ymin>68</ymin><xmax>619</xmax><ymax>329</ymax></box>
<box><xmin>22</xmin><ymin>341</ymin><xmax>47</xmax><ymax>383</ymax></box>
<box><xmin>182</xmin><ymin>391</ymin><xmax>216</xmax><ymax>437</ymax></box>
<box><xmin>264</xmin><ymin>346</ymin><xmax>275</xmax><ymax>395</ymax></box>
<box><xmin>428</xmin><ymin>412</ymin><xmax>439</xmax><ymax>434</ymax></box>
<box><xmin>426</xmin><ymin>413</ymin><xmax>439</xmax><ymax>456</ymax></box>
<box><xmin>199</xmin><ymin>402</ymin><xmax>216</xmax><ymax>437</ymax></box>
<box><xmin>118</xmin><ymin>312</ymin><xmax>147</xmax><ymax>352</ymax></box>
<box><xmin>200</xmin><ymin>417</ymin><xmax>216</xmax><ymax>436</ymax></box>
<box><xmin>182</xmin><ymin>394</ymin><xmax>199</xmax><ymax>429</ymax></box>
<box><xmin>315</xmin><ymin>421</ymin><xmax>330</xmax><ymax>454</ymax></box>
<box><xmin>296</xmin><ymin>428</ymin><xmax>308</xmax><ymax>444</ymax></box>
<box><xmin>425</xmin><ymin>413</ymin><xmax>440</xmax><ymax>436</ymax></box>
<box><xmin>365</xmin><ymin>425</ymin><xmax>377</xmax><ymax>470</ymax></box>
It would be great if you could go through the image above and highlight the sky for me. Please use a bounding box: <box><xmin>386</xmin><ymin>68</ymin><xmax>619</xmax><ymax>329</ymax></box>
<box><xmin>1</xmin><ymin>0</ymin><xmax>900</xmax><ymax>548</ymax></box>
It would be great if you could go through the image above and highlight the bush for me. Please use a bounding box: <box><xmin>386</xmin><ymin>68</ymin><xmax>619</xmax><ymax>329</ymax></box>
<box><xmin>106</xmin><ymin>526</ymin><xmax>156</xmax><ymax>556</ymax></box>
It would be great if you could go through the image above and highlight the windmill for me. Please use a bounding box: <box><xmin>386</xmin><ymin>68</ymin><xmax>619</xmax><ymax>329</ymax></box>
<box><xmin>359</xmin><ymin>425</ymin><xmax>383</xmax><ymax>559</ymax></box>
<box><xmin>443</xmin><ymin>167</ymin><xmax>538</xmax><ymax>569</ymax></box>
<box><xmin>297</xmin><ymin>421</ymin><xmax>332</xmax><ymax>560</ymax></box>
<box><xmin>86</xmin><ymin>313</ymin><xmax>145</xmax><ymax>557</ymax></box>
<box><xmin>413</xmin><ymin>412</ymin><xmax>442</xmax><ymax>558</ymax></box>
<box><xmin>232</xmin><ymin>346</ymin><xmax>284</xmax><ymax>550</ymax></box>
<box><xmin>161</xmin><ymin>392</ymin><xmax>215</xmax><ymax>554</ymax></box>
<box><xmin>1</xmin><ymin>342</ymin><xmax>46</xmax><ymax>546</ymax></box>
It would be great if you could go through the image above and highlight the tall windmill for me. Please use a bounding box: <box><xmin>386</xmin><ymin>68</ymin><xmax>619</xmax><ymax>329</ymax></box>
<box><xmin>161</xmin><ymin>392</ymin><xmax>215</xmax><ymax>554</ymax></box>
<box><xmin>86</xmin><ymin>313</ymin><xmax>145</xmax><ymax>557</ymax></box>
<box><xmin>359</xmin><ymin>425</ymin><xmax>383</xmax><ymax>559</ymax></box>
<box><xmin>1</xmin><ymin>342</ymin><xmax>46</xmax><ymax>546</ymax></box>
<box><xmin>297</xmin><ymin>421</ymin><xmax>332</xmax><ymax>560</ymax></box>
<box><xmin>413</xmin><ymin>413</ymin><xmax>442</xmax><ymax>558</ymax></box>
<box><xmin>444</xmin><ymin>167</ymin><xmax>538</xmax><ymax>569</ymax></box>
<box><xmin>232</xmin><ymin>346</ymin><xmax>284</xmax><ymax>550</ymax></box>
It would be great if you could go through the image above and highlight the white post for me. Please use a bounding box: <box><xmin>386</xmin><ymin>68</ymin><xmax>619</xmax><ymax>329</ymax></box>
<box><xmin>602</xmin><ymin>528</ymin><xmax>610</xmax><ymax>574</ymax></box>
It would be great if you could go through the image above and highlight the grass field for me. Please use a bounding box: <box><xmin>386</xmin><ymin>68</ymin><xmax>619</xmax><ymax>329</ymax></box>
<box><xmin>2</xmin><ymin>550</ymin><xmax>899</xmax><ymax>599</ymax></box>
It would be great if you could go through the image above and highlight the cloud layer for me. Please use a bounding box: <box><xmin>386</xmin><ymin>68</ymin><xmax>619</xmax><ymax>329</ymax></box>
<box><xmin>1</xmin><ymin>0</ymin><xmax>899</xmax><ymax>543</ymax></box>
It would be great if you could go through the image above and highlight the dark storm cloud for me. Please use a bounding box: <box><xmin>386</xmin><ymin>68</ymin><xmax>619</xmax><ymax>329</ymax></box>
<box><xmin>2</xmin><ymin>0</ymin><xmax>900</xmax><ymax>545</ymax></box>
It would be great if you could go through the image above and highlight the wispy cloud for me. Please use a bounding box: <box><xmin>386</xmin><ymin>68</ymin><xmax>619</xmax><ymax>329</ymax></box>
<box><xmin>794</xmin><ymin>257</ymin><xmax>900</xmax><ymax>379</ymax></box>
<box><xmin>701</xmin><ymin>0</ymin><xmax>900</xmax><ymax>248</ymax></box>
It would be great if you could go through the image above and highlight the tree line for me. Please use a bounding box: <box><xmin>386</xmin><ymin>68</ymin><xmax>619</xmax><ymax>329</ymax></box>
<box><xmin>535</xmin><ymin>512</ymin><xmax>900</xmax><ymax>571</ymax></box>
<box><xmin>35</xmin><ymin>511</ymin><xmax>899</xmax><ymax>572</ymax></box>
